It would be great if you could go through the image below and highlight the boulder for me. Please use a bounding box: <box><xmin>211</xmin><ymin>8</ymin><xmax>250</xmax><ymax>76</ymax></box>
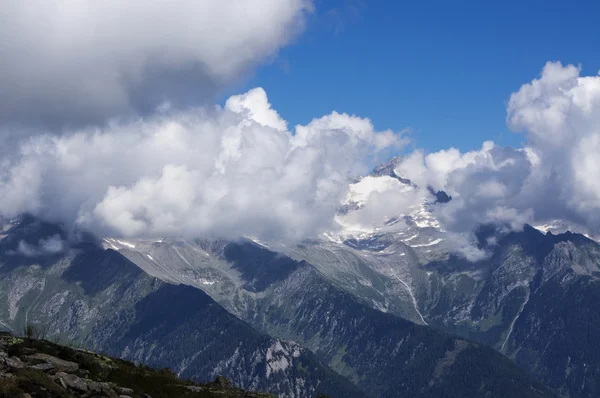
<box><xmin>87</xmin><ymin>380</ymin><xmax>119</xmax><ymax>398</ymax></box>
<box><xmin>55</xmin><ymin>372</ymin><xmax>88</xmax><ymax>392</ymax></box>
<box><xmin>29</xmin><ymin>362</ymin><xmax>55</xmax><ymax>371</ymax></box>
<box><xmin>117</xmin><ymin>386</ymin><xmax>135</xmax><ymax>395</ymax></box>
<box><xmin>4</xmin><ymin>356</ymin><xmax>24</xmax><ymax>369</ymax></box>
<box><xmin>28</xmin><ymin>353</ymin><xmax>78</xmax><ymax>372</ymax></box>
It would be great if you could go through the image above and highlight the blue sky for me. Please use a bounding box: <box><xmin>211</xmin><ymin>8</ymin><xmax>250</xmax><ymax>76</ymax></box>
<box><xmin>228</xmin><ymin>0</ymin><xmax>600</xmax><ymax>153</ymax></box>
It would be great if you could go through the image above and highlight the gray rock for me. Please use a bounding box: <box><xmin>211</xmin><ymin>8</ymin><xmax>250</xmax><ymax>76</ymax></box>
<box><xmin>4</xmin><ymin>356</ymin><xmax>24</xmax><ymax>369</ymax></box>
<box><xmin>186</xmin><ymin>386</ymin><xmax>206</xmax><ymax>392</ymax></box>
<box><xmin>87</xmin><ymin>380</ymin><xmax>119</xmax><ymax>397</ymax></box>
<box><xmin>55</xmin><ymin>372</ymin><xmax>88</xmax><ymax>392</ymax></box>
<box><xmin>117</xmin><ymin>386</ymin><xmax>135</xmax><ymax>395</ymax></box>
<box><xmin>87</xmin><ymin>380</ymin><xmax>104</xmax><ymax>392</ymax></box>
<box><xmin>103</xmin><ymin>383</ymin><xmax>120</xmax><ymax>398</ymax></box>
<box><xmin>29</xmin><ymin>353</ymin><xmax>78</xmax><ymax>372</ymax></box>
<box><xmin>57</xmin><ymin>376</ymin><xmax>68</xmax><ymax>389</ymax></box>
<box><xmin>29</xmin><ymin>362</ymin><xmax>55</xmax><ymax>371</ymax></box>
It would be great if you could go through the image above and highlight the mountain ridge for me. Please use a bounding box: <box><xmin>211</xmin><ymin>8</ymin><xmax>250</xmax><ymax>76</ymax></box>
<box><xmin>0</xmin><ymin>216</ymin><xmax>560</xmax><ymax>397</ymax></box>
<box><xmin>0</xmin><ymin>217</ymin><xmax>365</xmax><ymax>398</ymax></box>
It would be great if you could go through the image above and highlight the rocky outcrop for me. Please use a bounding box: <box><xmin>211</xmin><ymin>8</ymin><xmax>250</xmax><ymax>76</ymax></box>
<box><xmin>0</xmin><ymin>332</ymin><xmax>273</xmax><ymax>397</ymax></box>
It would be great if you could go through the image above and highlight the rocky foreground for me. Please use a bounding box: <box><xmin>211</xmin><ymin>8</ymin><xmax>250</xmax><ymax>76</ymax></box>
<box><xmin>0</xmin><ymin>332</ymin><xmax>272</xmax><ymax>398</ymax></box>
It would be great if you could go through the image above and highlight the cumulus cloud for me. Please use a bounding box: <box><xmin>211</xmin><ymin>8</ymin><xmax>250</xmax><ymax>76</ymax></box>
<box><xmin>0</xmin><ymin>88</ymin><xmax>407</xmax><ymax>242</ymax></box>
<box><xmin>389</xmin><ymin>62</ymin><xmax>600</xmax><ymax>258</ymax></box>
<box><xmin>0</xmin><ymin>0</ymin><xmax>312</xmax><ymax>129</ymax></box>
<box><xmin>507</xmin><ymin>61</ymin><xmax>600</xmax><ymax>227</ymax></box>
<box><xmin>0</xmin><ymin>1</ymin><xmax>412</xmax><ymax>246</ymax></box>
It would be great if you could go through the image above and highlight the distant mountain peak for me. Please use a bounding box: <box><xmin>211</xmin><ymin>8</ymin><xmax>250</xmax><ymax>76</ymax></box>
<box><xmin>369</xmin><ymin>158</ymin><xmax>452</xmax><ymax>205</ymax></box>
<box><xmin>370</xmin><ymin>156</ymin><xmax>401</xmax><ymax>176</ymax></box>
<box><xmin>369</xmin><ymin>156</ymin><xmax>412</xmax><ymax>185</ymax></box>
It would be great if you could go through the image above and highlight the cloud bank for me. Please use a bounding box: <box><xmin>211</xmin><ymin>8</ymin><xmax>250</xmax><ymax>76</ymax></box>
<box><xmin>2</xmin><ymin>3</ymin><xmax>599</xmax><ymax>258</ymax></box>
<box><xmin>0</xmin><ymin>1</ymin><xmax>412</xmax><ymax>244</ymax></box>
<box><xmin>0</xmin><ymin>88</ymin><xmax>407</xmax><ymax>242</ymax></box>
<box><xmin>0</xmin><ymin>0</ymin><xmax>311</xmax><ymax>129</ymax></box>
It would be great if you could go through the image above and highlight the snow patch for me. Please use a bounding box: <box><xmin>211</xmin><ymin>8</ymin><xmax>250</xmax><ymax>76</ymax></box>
<box><xmin>323</xmin><ymin>232</ymin><xmax>342</xmax><ymax>244</ymax></box>
<box><xmin>246</xmin><ymin>236</ymin><xmax>269</xmax><ymax>249</ymax></box>
<box><xmin>410</xmin><ymin>238</ymin><xmax>443</xmax><ymax>248</ymax></box>
<box><xmin>116</xmin><ymin>239</ymin><xmax>136</xmax><ymax>248</ymax></box>
<box><xmin>403</xmin><ymin>234</ymin><xmax>419</xmax><ymax>242</ymax></box>
<box><xmin>103</xmin><ymin>238</ymin><xmax>137</xmax><ymax>250</ymax></box>
<box><xmin>265</xmin><ymin>341</ymin><xmax>294</xmax><ymax>378</ymax></box>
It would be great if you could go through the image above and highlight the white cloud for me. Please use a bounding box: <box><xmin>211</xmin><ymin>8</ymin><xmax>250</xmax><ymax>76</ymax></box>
<box><xmin>0</xmin><ymin>1</ymin><xmax>409</xmax><ymax>244</ymax></box>
<box><xmin>507</xmin><ymin>61</ymin><xmax>600</xmax><ymax>228</ymax></box>
<box><xmin>14</xmin><ymin>234</ymin><xmax>65</xmax><ymax>257</ymax></box>
<box><xmin>0</xmin><ymin>0</ymin><xmax>312</xmax><ymax>128</ymax></box>
<box><xmin>384</xmin><ymin>62</ymin><xmax>600</xmax><ymax>258</ymax></box>
<box><xmin>0</xmin><ymin>89</ymin><xmax>407</xmax><ymax>243</ymax></box>
<box><xmin>226</xmin><ymin>88</ymin><xmax>288</xmax><ymax>131</ymax></box>
<box><xmin>395</xmin><ymin>141</ymin><xmax>496</xmax><ymax>193</ymax></box>
<box><xmin>336</xmin><ymin>175</ymin><xmax>427</xmax><ymax>234</ymax></box>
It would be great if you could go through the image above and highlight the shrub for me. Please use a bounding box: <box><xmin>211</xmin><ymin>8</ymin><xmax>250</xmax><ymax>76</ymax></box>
<box><xmin>22</xmin><ymin>323</ymin><xmax>49</xmax><ymax>341</ymax></box>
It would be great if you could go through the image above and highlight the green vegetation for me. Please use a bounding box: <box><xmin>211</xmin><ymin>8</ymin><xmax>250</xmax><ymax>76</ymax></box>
<box><xmin>257</xmin><ymin>269</ymin><xmax>557</xmax><ymax>398</ymax></box>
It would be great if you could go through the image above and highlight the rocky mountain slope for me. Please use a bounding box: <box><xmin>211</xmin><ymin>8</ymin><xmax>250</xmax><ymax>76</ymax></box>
<box><xmin>224</xmin><ymin>244</ymin><xmax>554</xmax><ymax>398</ymax></box>
<box><xmin>471</xmin><ymin>227</ymin><xmax>600</xmax><ymax>397</ymax></box>
<box><xmin>0</xmin><ymin>217</ymin><xmax>363</xmax><ymax>398</ymax></box>
<box><xmin>268</xmin><ymin>160</ymin><xmax>600</xmax><ymax>397</ymax></box>
<box><xmin>0</xmin><ymin>216</ymin><xmax>558</xmax><ymax>397</ymax></box>
<box><xmin>0</xmin><ymin>331</ymin><xmax>273</xmax><ymax>397</ymax></box>
<box><xmin>104</xmin><ymin>235</ymin><xmax>555</xmax><ymax>397</ymax></box>
<box><xmin>269</xmin><ymin>159</ymin><xmax>600</xmax><ymax>398</ymax></box>
<box><xmin>316</xmin><ymin>172</ymin><xmax>600</xmax><ymax>397</ymax></box>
